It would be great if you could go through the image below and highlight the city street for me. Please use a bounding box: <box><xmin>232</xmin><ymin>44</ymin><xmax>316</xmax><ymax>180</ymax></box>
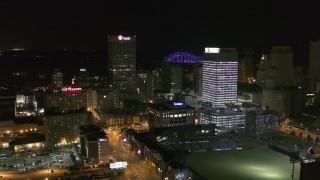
<box><xmin>106</xmin><ymin>128</ymin><xmax>161</xmax><ymax>180</ymax></box>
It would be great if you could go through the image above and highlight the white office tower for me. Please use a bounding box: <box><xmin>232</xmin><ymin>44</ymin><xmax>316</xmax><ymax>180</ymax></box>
<box><xmin>203</xmin><ymin>48</ymin><xmax>238</xmax><ymax>108</ymax></box>
<box><xmin>200</xmin><ymin>48</ymin><xmax>244</xmax><ymax>131</ymax></box>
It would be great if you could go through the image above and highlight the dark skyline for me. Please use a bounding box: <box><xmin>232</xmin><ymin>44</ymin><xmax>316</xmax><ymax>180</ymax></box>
<box><xmin>1</xmin><ymin>0</ymin><xmax>320</xmax><ymax>62</ymax></box>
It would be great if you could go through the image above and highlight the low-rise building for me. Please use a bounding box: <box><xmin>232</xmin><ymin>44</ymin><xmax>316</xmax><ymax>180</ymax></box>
<box><xmin>200</xmin><ymin>108</ymin><xmax>245</xmax><ymax>133</ymax></box>
<box><xmin>100</xmin><ymin>108</ymin><xmax>139</xmax><ymax>127</ymax></box>
<box><xmin>80</xmin><ymin>125</ymin><xmax>109</xmax><ymax>165</ymax></box>
<box><xmin>148</xmin><ymin>102</ymin><xmax>195</xmax><ymax>128</ymax></box>
<box><xmin>9</xmin><ymin>133</ymin><xmax>45</xmax><ymax>152</ymax></box>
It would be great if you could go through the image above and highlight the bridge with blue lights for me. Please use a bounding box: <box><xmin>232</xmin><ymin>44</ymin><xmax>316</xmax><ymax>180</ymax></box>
<box><xmin>164</xmin><ymin>52</ymin><xmax>203</xmax><ymax>64</ymax></box>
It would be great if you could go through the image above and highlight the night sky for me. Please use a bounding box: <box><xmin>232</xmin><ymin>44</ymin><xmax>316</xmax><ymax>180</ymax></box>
<box><xmin>1</xmin><ymin>0</ymin><xmax>320</xmax><ymax>64</ymax></box>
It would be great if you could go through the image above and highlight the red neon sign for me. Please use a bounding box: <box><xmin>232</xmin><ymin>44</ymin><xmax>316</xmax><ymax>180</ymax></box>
<box><xmin>61</xmin><ymin>87</ymin><xmax>82</xmax><ymax>94</ymax></box>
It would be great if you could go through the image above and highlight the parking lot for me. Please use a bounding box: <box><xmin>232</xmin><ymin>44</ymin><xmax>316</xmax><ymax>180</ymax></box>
<box><xmin>0</xmin><ymin>146</ymin><xmax>74</xmax><ymax>172</ymax></box>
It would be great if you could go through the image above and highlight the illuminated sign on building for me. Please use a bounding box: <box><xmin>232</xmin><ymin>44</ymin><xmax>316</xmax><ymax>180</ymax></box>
<box><xmin>173</xmin><ymin>102</ymin><xmax>184</xmax><ymax>106</ymax></box>
<box><xmin>205</xmin><ymin>47</ymin><xmax>220</xmax><ymax>53</ymax></box>
<box><xmin>61</xmin><ymin>87</ymin><xmax>82</xmax><ymax>94</ymax></box>
<box><xmin>99</xmin><ymin>138</ymin><xmax>108</xmax><ymax>142</ymax></box>
<box><xmin>80</xmin><ymin>68</ymin><xmax>86</xmax><ymax>72</ymax></box>
<box><xmin>118</xmin><ymin>35</ymin><xmax>131</xmax><ymax>41</ymax></box>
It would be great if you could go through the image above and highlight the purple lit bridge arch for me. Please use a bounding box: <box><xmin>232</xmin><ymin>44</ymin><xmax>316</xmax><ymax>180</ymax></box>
<box><xmin>164</xmin><ymin>52</ymin><xmax>203</xmax><ymax>64</ymax></box>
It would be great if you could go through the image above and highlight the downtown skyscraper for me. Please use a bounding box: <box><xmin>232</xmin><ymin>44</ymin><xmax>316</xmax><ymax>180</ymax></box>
<box><xmin>309</xmin><ymin>40</ymin><xmax>320</xmax><ymax>93</ymax></box>
<box><xmin>202</xmin><ymin>48</ymin><xmax>238</xmax><ymax>108</ymax></box>
<box><xmin>108</xmin><ymin>35</ymin><xmax>136</xmax><ymax>95</ymax></box>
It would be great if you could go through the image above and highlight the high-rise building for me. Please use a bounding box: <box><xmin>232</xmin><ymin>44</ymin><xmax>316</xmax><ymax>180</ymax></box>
<box><xmin>266</xmin><ymin>46</ymin><xmax>294</xmax><ymax>88</ymax></box>
<box><xmin>108</xmin><ymin>35</ymin><xmax>136</xmax><ymax>95</ymax></box>
<box><xmin>162</xmin><ymin>52</ymin><xmax>203</xmax><ymax>95</ymax></box>
<box><xmin>309</xmin><ymin>40</ymin><xmax>320</xmax><ymax>93</ymax></box>
<box><xmin>259</xmin><ymin>46</ymin><xmax>294</xmax><ymax>116</ymax></box>
<box><xmin>44</xmin><ymin>109</ymin><xmax>88</xmax><ymax>146</ymax></box>
<box><xmin>160</xmin><ymin>63</ymin><xmax>183</xmax><ymax>94</ymax></box>
<box><xmin>137</xmin><ymin>71</ymin><xmax>155</xmax><ymax>101</ymax></box>
<box><xmin>203</xmin><ymin>48</ymin><xmax>238</xmax><ymax>108</ymax></box>
<box><xmin>193</xmin><ymin>64</ymin><xmax>203</xmax><ymax>96</ymax></box>
<box><xmin>45</xmin><ymin>88</ymin><xmax>87</xmax><ymax>113</ymax></box>
<box><xmin>256</xmin><ymin>54</ymin><xmax>269</xmax><ymax>87</ymax></box>
<box><xmin>78</xmin><ymin>68</ymin><xmax>89</xmax><ymax>88</ymax></box>
<box><xmin>51</xmin><ymin>68</ymin><xmax>63</xmax><ymax>87</ymax></box>
<box><xmin>238</xmin><ymin>48</ymin><xmax>254</xmax><ymax>83</ymax></box>
<box><xmin>96</xmin><ymin>87</ymin><xmax>120</xmax><ymax>111</ymax></box>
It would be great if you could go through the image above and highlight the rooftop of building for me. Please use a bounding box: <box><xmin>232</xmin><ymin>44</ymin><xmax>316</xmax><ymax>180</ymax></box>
<box><xmin>148</xmin><ymin>101</ymin><xmax>194</xmax><ymax>111</ymax></box>
<box><xmin>0</xmin><ymin>107</ymin><xmax>15</xmax><ymax>121</ymax></box>
<box><xmin>164</xmin><ymin>52</ymin><xmax>203</xmax><ymax>64</ymax></box>
<box><xmin>9</xmin><ymin>133</ymin><xmax>45</xmax><ymax>145</ymax></box>
<box><xmin>14</xmin><ymin>116</ymin><xmax>43</xmax><ymax>125</ymax></box>
<box><xmin>80</xmin><ymin>124</ymin><xmax>102</xmax><ymax>134</ymax></box>
<box><xmin>199</xmin><ymin>108</ymin><xmax>245</xmax><ymax>115</ymax></box>
<box><xmin>104</xmin><ymin>108</ymin><xmax>134</xmax><ymax>115</ymax></box>
<box><xmin>44</xmin><ymin>108</ymin><xmax>87</xmax><ymax>116</ymax></box>
<box><xmin>134</xmin><ymin>132</ymin><xmax>173</xmax><ymax>162</ymax></box>
<box><xmin>212</xmin><ymin>108</ymin><xmax>245</xmax><ymax>115</ymax></box>
<box><xmin>80</xmin><ymin>124</ymin><xmax>107</xmax><ymax>141</ymax></box>
<box><xmin>86</xmin><ymin>131</ymin><xmax>107</xmax><ymax>141</ymax></box>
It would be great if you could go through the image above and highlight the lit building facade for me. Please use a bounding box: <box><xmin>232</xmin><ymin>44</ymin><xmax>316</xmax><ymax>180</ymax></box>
<box><xmin>51</xmin><ymin>68</ymin><xmax>63</xmax><ymax>87</ymax></box>
<box><xmin>86</xmin><ymin>88</ymin><xmax>97</xmax><ymax>112</ymax></box>
<box><xmin>108</xmin><ymin>35</ymin><xmax>136</xmax><ymax>95</ymax></box>
<box><xmin>246</xmin><ymin>110</ymin><xmax>285</xmax><ymax>134</ymax></box>
<box><xmin>45</xmin><ymin>88</ymin><xmax>87</xmax><ymax>113</ymax></box>
<box><xmin>96</xmin><ymin>87</ymin><xmax>120</xmax><ymax>111</ymax></box>
<box><xmin>15</xmin><ymin>93</ymin><xmax>38</xmax><ymax>117</ymax></box>
<box><xmin>137</xmin><ymin>71</ymin><xmax>155</xmax><ymax>101</ymax></box>
<box><xmin>203</xmin><ymin>48</ymin><xmax>238</xmax><ymax>108</ymax></box>
<box><xmin>100</xmin><ymin>109</ymin><xmax>139</xmax><ymax>127</ymax></box>
<box><xmin>200</xmin><ymin>108</ymin><xmax>245</xmax><ymax>132</ymax></box>
<box><xmin>148</xmin><ymin>102</ymin><xmax>195</xmax><ymax>128</ymax></box>
<box><xmin>44</xmin><ymin>110</ymin><xmax>88</xmax><ymax>146</ymax></box>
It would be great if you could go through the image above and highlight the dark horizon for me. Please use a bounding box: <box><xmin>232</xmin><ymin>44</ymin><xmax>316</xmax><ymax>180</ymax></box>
<box><xmin>1</xmin><ymin>1</ymin><xmax>320</xmax><ymax>65</ymax></box>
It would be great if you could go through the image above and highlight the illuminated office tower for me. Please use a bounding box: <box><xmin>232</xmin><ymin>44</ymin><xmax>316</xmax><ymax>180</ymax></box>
<box><xmin>108</xmin><ymin>35</ymin><xmax>136</xmax><ymax>95</ymax></box>
<box><xmin>203</xmin><ymin>48</ymin><xmax>238</xmax><ymax>108</ymax></box>
<box><xmin>51</xmin><ymin>68</ymin><xmax>63</xmax><ymax>87</ymax></box>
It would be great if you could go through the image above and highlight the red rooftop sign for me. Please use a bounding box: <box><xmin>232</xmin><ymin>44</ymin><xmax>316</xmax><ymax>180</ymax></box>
<box><xmin>61</xmin><ymin>87</ymin><xmax>82</xmax><ymax>94</ymax></box>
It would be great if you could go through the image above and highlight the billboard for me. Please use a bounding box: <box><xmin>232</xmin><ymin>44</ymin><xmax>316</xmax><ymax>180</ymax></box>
<box><xmin>110</xmin><ymin>161</ymin><xmax>128</xmax><ymax>170</ymax></box>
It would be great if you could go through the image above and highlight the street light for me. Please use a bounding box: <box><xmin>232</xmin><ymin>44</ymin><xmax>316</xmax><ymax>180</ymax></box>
<box><xmin>289</xmin><ymin>145</ymin><xmax>299</xmax><ymax>180</ymax></box>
